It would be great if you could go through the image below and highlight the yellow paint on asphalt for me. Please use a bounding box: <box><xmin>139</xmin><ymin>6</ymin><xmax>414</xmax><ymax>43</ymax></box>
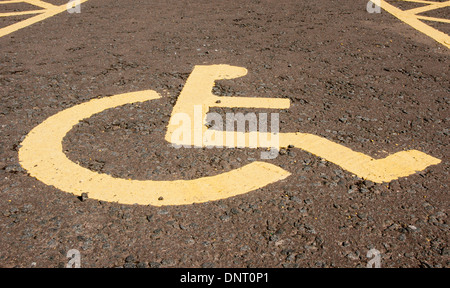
<box><xmin>0</xmin><ymin>0</ymin><xmax>89</xmax><ymax>38</ymax></box>
<box><xmin>18</xmin><ymin>65</ymin><xmax>442</xmax><ymax>206</ymax></box>
<box><xmin>379</xmin><ymin>0</ymin><xmax>450</xmax><ymax>49</ymax></box>
<box><xmin>278</xmin><ymin>133</ymin><xmax>440</xmax><ymax>183</ymax></box>
<box><xmin>415</xmin><ymin>15</ymin><xmax>450</xmax><ymax>24</ymax></box>
<box><xmin>18</xmin><ymin>90</ymin><xmax>290</xmax><ymax>206</ymax></box>
<box><xmin>0</xmin><ymin>10</ymin><xmax>47</xmax><ymax>17</ymax></box>
<box><xmin>165</xmin><ymin>64</ymin><xmax>290</xmax><ymax>148</ymax></box>
<box><xmin>167</xmin><ymin>65</ymin><xmax>441</xmax><ymax>183</ymax></box>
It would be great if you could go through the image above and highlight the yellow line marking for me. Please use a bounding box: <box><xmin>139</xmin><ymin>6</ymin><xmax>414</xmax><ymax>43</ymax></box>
<box><xmin>18</xmin><ymin>90</ymin><xmax>290</xmax><ymax>206</ymax></box>
<box><xmin>0</xmin><ymin>0</ymin><xmax>89</xmax><ymax>38</ymax></box>
<box><xmin>0</xmin><ymin>10</ymin><xmax>45</xmax><ymax>17</ymax></box>
<box><xmin>167</xmin><ymin>65</ymin><xmax>441</xmax><ymax>183</ymax></box>
<box><xmin>379</xmin><ymin>0</ymin><xmax>450</xmax><ymax>49</ymax></box>
<box><xmin>0</xmin><ymin>1</ymin><xmax>26</xmax><ymax>3</ymax></box>
<box><xmin>404</xmin><ymin>1</ymin><xmax>450</xmax><ymax>15</ymax></box>
<box><xmin>416</xmin><ymin>15</ymin><xmax>450</xmax><ymax>24</ymax></box>
<box><xmin>400</xmin><ymin>0</ymin><xmax>443</xmax><ymax>4</ymax></box>
<box><xmin>23</xmin><ymin>0</ymin><xmax>57</xmax><ymax>10</ymax></box>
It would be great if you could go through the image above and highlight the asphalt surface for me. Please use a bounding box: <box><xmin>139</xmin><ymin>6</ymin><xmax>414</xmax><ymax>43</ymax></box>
<box><xmin>0</xmin><ymin>0</ymin><xmax>448</xmax><ymax>268</ymax></box>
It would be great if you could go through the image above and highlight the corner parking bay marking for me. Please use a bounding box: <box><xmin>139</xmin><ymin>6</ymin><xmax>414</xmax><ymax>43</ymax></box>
<box><xmin>0</xmin><ymin>0</ymin><xmax>90</xmax><ymax>38</ymax></box>
<box><xmin>379</xmin><ymin>0</ymin><xmax>450</xmax><ymax>49</ymax></box>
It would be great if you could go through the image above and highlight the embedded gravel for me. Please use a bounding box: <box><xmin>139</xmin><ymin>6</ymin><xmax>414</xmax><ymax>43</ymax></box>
<box><xmin>0</xmin><ymin>0</ymin><xmax>448</xmax><ymax>268</ymax></box>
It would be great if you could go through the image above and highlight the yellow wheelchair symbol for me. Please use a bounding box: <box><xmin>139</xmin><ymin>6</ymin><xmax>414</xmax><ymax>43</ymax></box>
<box><xmin>18</xmin><ymin>65</ymin><xmax>441</xmax><ymax>206</ymax></box>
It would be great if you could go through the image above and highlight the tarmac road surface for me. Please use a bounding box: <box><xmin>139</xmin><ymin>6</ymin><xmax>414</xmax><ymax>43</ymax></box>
<box><xmin>0</xmin><ymin>0</ymin><xmax>448</xmax><ymax>268</ymax></box>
